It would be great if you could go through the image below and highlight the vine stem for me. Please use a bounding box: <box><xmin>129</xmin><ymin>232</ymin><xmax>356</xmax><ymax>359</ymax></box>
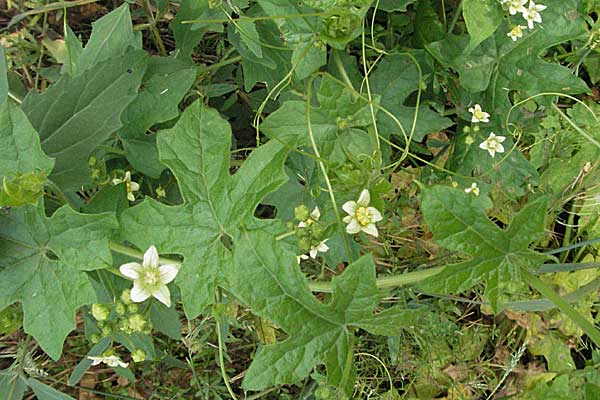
<box><xmin>522</xmin><ymin>269</ymin><xmax>600</xmax><ymax>347</ymax></box>
<box><xmin>108</xmin><ymin>241</ymin><xmax>442</xmax><ymax>292</ymax></box>
<box><xmin>305</xmin><ymin>77</ymin><xmax>354</xmax><ymax>263</ymax></box>
<box><xmin>215</xmin><ymin>294</ymin><xmax>239</xmax><ymax>400</ymax></box>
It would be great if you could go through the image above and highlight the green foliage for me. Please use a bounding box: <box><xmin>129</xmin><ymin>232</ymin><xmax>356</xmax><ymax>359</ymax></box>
<box><xmin>120</xmin><ymin>100</ymin><xmax>289</xmax><ymax>319</ymax></box>
<box><xmin>228</xmin><ymin>229</ymin><xmax>423</xmax><ymax>394</ymax></box>
<box><xmin>1</xmin><ymin>0</ymin><xmax>600</xmax><ymax>397</ymax></box>
<box><xmin>0</xmin><ymin>203</ymin><xmax>117</xmax><ymax>358</ymax></box>
<box><xmin>419</xmin><ymin>186</ymin><xmax>550</xmax><ymax>312</ymax></box>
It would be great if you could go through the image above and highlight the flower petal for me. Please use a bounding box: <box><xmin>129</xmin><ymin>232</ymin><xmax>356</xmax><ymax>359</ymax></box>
<box><xmin>361</xmin><ymin>223</ymin><xmax>379</xmax><ymax>237</ymax></box>
<box><xmin>158</xmin><ymin>264</ymin><xmax>180</xmax><ymax>284</ymax></box>
<box><xmin>127</xmin><ymin>192</ymin><xmax>135</xmax><ymax>202</ymax></box>
<box><xmin>309</xmin><ymin>248</ymin><xmax>318</xmax><ymax>258</ymax></box>
<box><xmin>130</xmin><ymin>284</ymin><xmax>151</xmax><ymax>303</ymax></box>
<box><xmin>496</xmin><ymin>135</ymin><xmax>506</xmax><ymax>143</ymax></box>
<box><xmin>367</xmin><ymin>207</ymin><xmax>383</xmax><ymax>222</ymax></box>
<box><xmin>496</xmin><ymin>143</ymin><xmax>505</xmax><ymax>153</ymax></box>
<box><xmin>143</xmin><ymin>245</ymin><xmax>159</xmax><ymax>268</ymax></box>
<box><xmin>346</xmin><ymin>219</ymin><xmax>361</xmax><ymax>234</ymax></box>
<box><xmin>298</xmin><ymin>221</ymin><xmax>308</xmax><ymax>228</ymax></box>
<box><xmin>152</xmin><ymin>285</ymin><xmax>172</xmax><ymax>307</ymax></box>
<box><xmin>318</xmin><ymin>241</ymin><xmax>329</xmax><ymax>252</ymax></box>
<box><xmin>342</xmin><ymin>215</ymin><xmax>353</xmax><ymax>223</ymax></box>
<box><xmin>120</xmin><ymin>262</ymin><xmax>142</xmax><ymax>280</ymax></box>
<box><xmin>357</xmin><ymin>189</ymin><xmax>370</xmax><ymax>207</ymax></box>
<box><xmin>129</xmin><ymin>182</ymin><xmax>140</xmax><ymax>192</ymax></box>
<box><xmin>88</xmin><ymin>356</ymin><xmax>103</xmax><ymax>366</ymax></box>
<box><xmin>311</xmin><ymin>207</ymin><xmax>320</xmax><ymax>220</ymax></box>
<box><xmin>124</xmin><ymin>171</ymin><xmax>132</xmax><ymax>182</ymax></box>
<box><xmin>342</xmin><ymin>201</ymin><xmax>357</xmax><ymax>216</ymax></box>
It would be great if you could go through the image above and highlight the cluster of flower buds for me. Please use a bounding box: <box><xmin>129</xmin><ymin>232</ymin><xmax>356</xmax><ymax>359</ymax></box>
<box><xmin>294</xmin><ymin>205</ymin><xmax>329</xmax><ymax>263</ymax></box>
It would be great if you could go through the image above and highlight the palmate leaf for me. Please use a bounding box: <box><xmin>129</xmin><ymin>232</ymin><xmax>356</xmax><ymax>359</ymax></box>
<box><xmin>21</xmin><ymin>49</ymin><xmax>147</xmax><ymax>191</ymax></box>
<box><xmin>0</xmin><ymin>203</ymin><xmax>117</xmax><ymax>359</ymax></box>
<box><xmin>419</xmin><ymin>186</ymin><xmax>550</xmax><ymax>312</ymax></box>
<box><xmin>369</xmin><ymin>54</ymin><xmax>454</xmax><ymax>143</ymax></box>
<box><xmin>228</xmin><ymin>229</ymin><xmax>423</xmax><ymax>395</ymax></box>
<box><xmin>119</xmin><ymin>100</ymin><xmax>290</xmax><ymax>319</ymax></box>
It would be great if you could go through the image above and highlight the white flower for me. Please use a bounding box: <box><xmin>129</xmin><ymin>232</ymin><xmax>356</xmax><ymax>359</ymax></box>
<box><xmin>298</xmin><ymin>207</ymin><xmax>320</xmax><ymax>228</ymax></box>
<box><xmin>296</xmin><ymin>239</ymin><xmax>329</xmax><ymax>263</ymax></box>
<box><xmin>119</xmin><ymin>245</ymin><xmax>180</xmax><ymax>307</ymax></box>
<box><xmin>342</xmin><ymin>189</ymin><xmax>383</xmax><ymax>237</ymax></box>
<box><xmin>505</xmin><ymin>0</ymin><xmax>527</xmax><ymax>14</ymax></box>
<box><xmin>468</xmin><ymin>104</ymin><xmax>490</xmax><ymax>123</ymax></box>
<box><xmin>309</xmin><ymin>239</ymin><xmax>329</xmax><ymax>258</ymax></box>
<box><xmin>113</xmin><ymin>171</ymin><xmax>140</xmax><ymax>202</ymax></box>
<box><xmin>523</xmin><ymin>0</ymin><xmax>547</xmax><ymax>29</ymax></box>
<box><xmin>464</xmin><ymin>183</ymin><xmax>480</xmax><ymax>196</ymax></box>
<box><xmin>479</xmin><ymin>132</ymin><xmax>506</xmax><ymax>158</ymax></box>
<box><xmin>88</xmin><ymin>355</ymin><xmax>129</xmax><ymax>368</ymax></box>
<box><xmin>507</xmin><ymin>25</ymin><xmax>525</xmax><ymax>41</ymax></box>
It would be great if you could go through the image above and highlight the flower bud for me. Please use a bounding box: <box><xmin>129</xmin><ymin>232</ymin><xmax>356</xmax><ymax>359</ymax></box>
<box><xmin>465</xmin><ymin>135</ymin><xmax>474</xmax><ymax>145</ymax></box>
<box><xmin>462</xmin><ymin>126</ymin><xmax>471</xmax><ymax>133</ymax></box>
<box><xmin>128</xmin><ymin>314</ymin><xmax>147</xmax><ymax>332</ymax></box>
<box><xmin>90</xmin><ymin>333</ymin><xmax>101</xmax><ymax>344</ymax></box>
<box><xmin>115</xmin><ymin>302</ymin><xmax>126</xmax><ymax>316</ymax></box>
<box><xmin>310</xmin><ymin>223</ymin><xmax>325</xmax><ymax>239</ymax></box>
<box><xmin>298</xmin><ymin>237</ymin><xmax>312</xmax><ymax>253</ymax></box>
<box><xmin>472</xmin><ymin>125</ymin><xmax>480</xmax><ymax>133</ymax></box>
<box><xmin>131</xmin><ymin>349</ymin><xmax>146</xmax><ymax>363</ymax></box>
<box><xmin>121</xmin><ymin>289</ymin><xmax>132</xmax><ymax>304</ymax></box>
<box><xmin>294</xmin><ymin>205</ymin><xmax>310</xmax><ymax>221</ymax></box>
<box><xmin>101</xmin><ymin>324</ymin><xmax>114</xmax><ymax>336</ymax></box>
<box><xmin>91</xmin><ymin>304</ymin><xmax>110</xmax><ymax>321</ymax></box>
<box><xmin>127</xmin><ymin>303</ymin><xmax>139</xmax><ymax>314</ymax></box>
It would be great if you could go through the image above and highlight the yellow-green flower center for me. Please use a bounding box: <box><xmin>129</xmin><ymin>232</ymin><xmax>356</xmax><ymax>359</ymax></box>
<box><xmin>143</xmin><ymin>270</ymin><xmax>160</xmax><ymax>286</ymax></box>
<box><xmin>356</xmin><ymin>207</ymin><xmax>371</xmax><ymax>226</ymax></box>
<box><xmin>125</xmin><ymin>181</ymin><xmax>132</xmax><ymax>193</ymax></box>
<box><xmin>473</xmin><ymin>109</ymin><xmax>486</xmax><ymax>120</ymax></box>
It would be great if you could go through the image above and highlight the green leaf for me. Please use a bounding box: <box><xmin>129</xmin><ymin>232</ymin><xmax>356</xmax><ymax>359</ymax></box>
<box><xmin>0</xmin><ymin>101</ymin><xmax>54</xmax><ymax>206</ymax></box>
<box><xmin>28</xmin><ymin>379</ymin><xmax>75</xmax><ymax>400</ymax></box>
<box><xmin>74</xmin><ymin>3</ymin><xmax>137</xmax><ymax>75</ymax></box>
<box><xmin>370</xmin><ymin>54</ymin><xmax>454</xmax><ymax>142</ymax></box>
<box><xmin>0</xmin><ymin>372</ymin><xmax>27</xmax><ymax>400</ymax></box>
<box><xmin>0</xmin><ymin>204</ymin><xmax>117</xmax><ymax>358</ymax></box>
<box><xmin>228</xmin><ymin>229</ymin><xmax>424</xmax><ymax>394</ymax></box>
<box><xmin>171</xmin><ymin>0</ymin><xmax>223</xmax><ymax>59</ymax></box>
<box><xmin>419</xmin><ymin>186</ymin><xmax>551</xmax><ymax>312</ymax></box>
<box><xmin>150</xmin><ymin>301</ymin><xmax>182</xmax><ymax>340</ymax></box>
<box><xmin>120</xmin><ymin>101</ymin><xmax>290</xmax><ymax>319</ymax></box>
<box><xmin>235</xmin><ymin>18</ymin><xmax>263</xmax><ymax>58</ymax></box>
<box><xmin>60</xmin><ymin>26</ymin><xmax>83</xmax><ymax>76</ymax></box>
<box><xmin>0</xmin><ymin>46</ymin><xmax>7</xmax><ymax>105</ymax></box>
<box><xmin>119</xmin><ymin>57</ymin><xmax>197</xmax><ymax>178</ymax></box>
<box><xmin>21</xmin><ymin>49</ymin><xmax>147</xmax><ymax>191</ymax></box>
<box><xmin>462</xmin><ymin>0</ymin><xmax>503</xmax><ymax>51</ymax></box>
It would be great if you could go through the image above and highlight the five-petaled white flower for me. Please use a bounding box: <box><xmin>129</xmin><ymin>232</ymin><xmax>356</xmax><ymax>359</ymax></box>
<box><xmin>119</xmin><ymin>245</ymin><xmax>180</xmax><ymax>307</ymax></box>
<box><xmin>523</xmin><ymin>0</ymin><xmax>547</xmax><ymax>29</ymax></box>
<box><xmin>468</xmin><ymin>104</ymin><xmax>490</xmax><ymax>123</ymax></box>
<box><xmin>88</xmin><ymin>355</ymin><xmax>129</xmax><ymax>368</ymax></box>
<box><xmin>298</xmin><ymin>207</ymin><xmax>320</xmax><ymax>228</ymax></box>
<box><xmin>465</xmin><ymin>182</ymin><xmax>480</xmax><ymax>196</ymax></box>
<box><xmin>296</xmin><ymin>239</ymin><xmax>330</xmax><ymax>263</ymax></box>
<box><xmin>505</xmin><ymin>0</ymin><xmax>527</xmax><ymax>14</ymax></box>
<box><xmin>113</xmin><ymin>171</ymin><xmax>140</xmax><ymax>202</ymax></box>
<box><xmin>507</xmin><ymin>25</ymin><xmax>525</xmax><ymax>41</ymax></box>
<box><xmin>342</xmin><ymin>189</ymin><xmax>383</xmax><ymax>237</ymax></box>
<box><xmin>479</xmin><ymin>132</ymin><xmax>506</xmax><ymax>158</ymax></box>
